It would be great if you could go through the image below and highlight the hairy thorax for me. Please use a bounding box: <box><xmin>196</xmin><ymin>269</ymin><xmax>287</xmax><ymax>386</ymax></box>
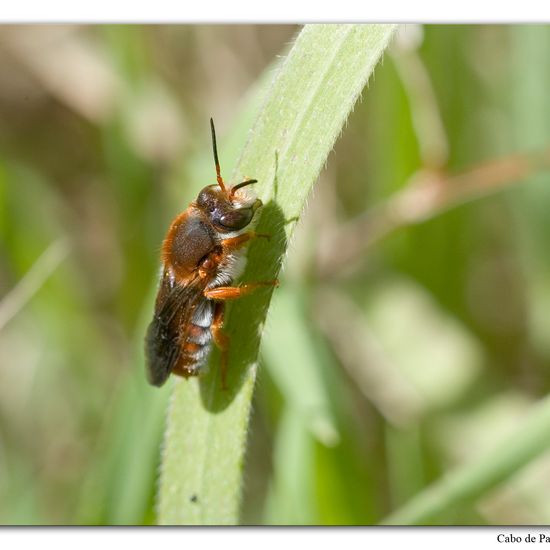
<box><xmin>161</xmin><ymin>206</ymin><xmax>245</xmax><ymax>287</ymax></box>
<box><xmin>162</xmin><ymin>208</ymin><xmax>217</xmax><ymax>283</ymax></box>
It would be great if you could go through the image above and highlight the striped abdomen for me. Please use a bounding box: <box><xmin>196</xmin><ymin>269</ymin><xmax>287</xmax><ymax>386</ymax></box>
<box><xmin>174</xmin><ymin>299</ymin><xmax>215</xmax><ymax>377</ymax></box>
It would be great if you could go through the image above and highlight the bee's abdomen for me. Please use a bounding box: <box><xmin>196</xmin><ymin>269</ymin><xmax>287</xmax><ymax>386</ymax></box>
<box><xmin>176</xmin><ymin>301</ymin><xmax>214</xmax><ymax>376</ymax></box>
<box><xmin>187</xmin><ymin>323</ymin><xmax>212</xmax><ymax>345</ymax></box>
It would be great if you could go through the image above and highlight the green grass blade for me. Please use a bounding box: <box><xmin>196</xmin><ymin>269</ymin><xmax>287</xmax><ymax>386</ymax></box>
<box><xmin>158</xmin><ymin>23</ymin><xmax>397</xmax><ymax>525</ymax></box>
<box><xmin>262</xmin><ymin>284</ymin><xmax>339</xmax><ymax>447</ymax></box>
<box><xmin>263</xmin><ymin>406</ymin><xmax>316</xmax><ymax>525</ymax></box>
<box><xmin>382</xmin><ymin>394</ymin><xmax>550</xmax><ymax>525</ymax></box>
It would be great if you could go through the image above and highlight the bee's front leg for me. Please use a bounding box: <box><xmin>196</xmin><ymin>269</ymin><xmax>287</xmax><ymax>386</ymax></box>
<box><xmin>204</xmin><ymin>280</ymin><xmax>278</xmax><ymax>301</ymax></box>
<box><xmin>221</xmin><ymin>231</ymin><xmax>270</xmax><ymax>253</ymax></box>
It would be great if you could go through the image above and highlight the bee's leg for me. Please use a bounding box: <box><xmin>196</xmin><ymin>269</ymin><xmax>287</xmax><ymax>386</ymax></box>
<box><xmin>204</xmin><ymin>280</ymin><xmax>278</xmax><ymax>301</ymax></box>
<box><xmin>221</xmin><ymin>232</ymin><xmax>270</xmax><ymax>253</ymax></box>
<box><xmin>211</xmin><ymin>302</ymin><xmax>229</xmax><ymax>390</ymax></box>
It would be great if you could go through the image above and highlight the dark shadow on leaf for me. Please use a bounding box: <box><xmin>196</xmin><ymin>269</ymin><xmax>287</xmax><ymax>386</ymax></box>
<box><xmin>198</xmin><ymin>198</ymin><xmax>287</xmax><ymax>412</ymax></box>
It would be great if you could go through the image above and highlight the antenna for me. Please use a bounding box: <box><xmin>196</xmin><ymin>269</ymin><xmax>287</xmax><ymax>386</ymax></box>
<box><xmin>210</xmin><ymin>118</ymin><xmax>226</xmax><ymax>193</ymax></box>
<box><xmin>229</xmin><ymin>178</ymin><xmax>258</xmax><ymax>198</ymax></box>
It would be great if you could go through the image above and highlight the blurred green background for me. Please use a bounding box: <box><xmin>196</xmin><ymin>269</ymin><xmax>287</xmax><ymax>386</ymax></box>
<box><xmin>1</xmin><ymin>24</ymin><xmax>550</xmax><ymax>525</ymax></box>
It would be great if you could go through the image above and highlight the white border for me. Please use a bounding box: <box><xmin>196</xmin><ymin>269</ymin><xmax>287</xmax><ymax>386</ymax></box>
<box><xmin>1</xmin><ymin>0</ymin><xmax>550</xmax><ymax>23</ymax></box>
<box><xmin>1</xmin><ymin>527</ymin><xmax>548</xmax><ymax>550</ymax></box>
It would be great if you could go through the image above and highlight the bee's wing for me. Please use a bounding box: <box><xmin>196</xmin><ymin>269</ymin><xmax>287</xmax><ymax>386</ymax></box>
<box><xmin>145</xmin><ymin>273</ymin><xmax>203</xmax><ymax>387</ymax></box>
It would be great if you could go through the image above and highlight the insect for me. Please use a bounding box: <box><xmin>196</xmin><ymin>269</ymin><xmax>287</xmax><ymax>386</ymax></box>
<box><xmin>145</xmin><ymin>118</ymin><xmax>277</xmax><ymax>389</ymax></box>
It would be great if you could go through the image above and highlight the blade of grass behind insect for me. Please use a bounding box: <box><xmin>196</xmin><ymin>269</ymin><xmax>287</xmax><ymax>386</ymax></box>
<box><xmin>263</xmin><ymin>406</ymin><xmax>316</xmax><ymax>525</ymax></box>
<box><xmin>381</xmin><ymin>393</ymin><xmax>550</xmax><ymax>525</ymax></box>
<box><xmin>261</xmin><ymin>283</ymin><xmax>339</xmax><ymax>447</ymax></box>
<box><xmin>262</xmin><ymin>291</ymin><xmax>380</xmax><ymax>525</ymax></box>
<box><xmin>158</xmin><ymin>24</ymin><xmax>397</xmax><ymax>525</ymax></box>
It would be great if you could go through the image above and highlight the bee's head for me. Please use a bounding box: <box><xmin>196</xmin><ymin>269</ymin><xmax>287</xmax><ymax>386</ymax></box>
<box><xmin>202</xmin><ymin>118</ymin><xmax>262</xmax><ymax>232</ymax></box>
<box><xmin>196</xmin><ymin>184</ymin><xmax>262</xmax><ymax>233</ymax></box>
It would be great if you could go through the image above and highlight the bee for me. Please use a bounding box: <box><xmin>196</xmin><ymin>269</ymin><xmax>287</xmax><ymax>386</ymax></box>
<box><xmin>145</xmin><ymin>118</ymin><xmax>277</xmax><ymax>389</ymax></box>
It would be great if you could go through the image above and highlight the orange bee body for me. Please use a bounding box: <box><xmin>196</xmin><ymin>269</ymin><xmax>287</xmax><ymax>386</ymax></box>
<box><xmin>145</xmin><ymin>119</ymin><xmax>276</xmax><ymax>388</ymax></box>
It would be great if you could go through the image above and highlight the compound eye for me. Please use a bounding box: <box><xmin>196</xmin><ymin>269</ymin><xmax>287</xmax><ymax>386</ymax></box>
<box><xmin>219</xmin><ymin>208</ymin><xmax>253</xmax><ymax>230</ymax></box>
